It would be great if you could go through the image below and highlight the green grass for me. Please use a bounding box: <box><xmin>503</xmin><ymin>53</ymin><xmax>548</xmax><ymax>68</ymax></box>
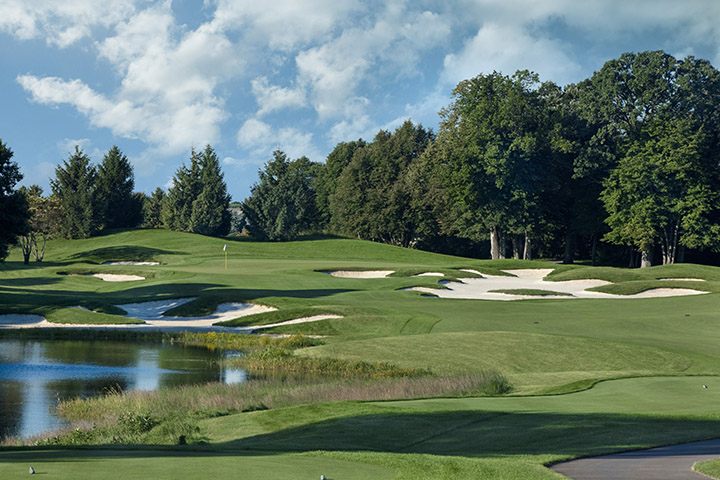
<box><xmin>695</xmin><ymin>458</ymin><xmax>720</xmax><ymax>478</ymax></box>
<box><xmin>488</xmin><ymin>289</ymin><xmax>573</xmax><ymax>296</ymax></box>
<box><xmin>4</xmin><ymin>229</ymin><xmax>720</xmax><ymax>478</ymax></box>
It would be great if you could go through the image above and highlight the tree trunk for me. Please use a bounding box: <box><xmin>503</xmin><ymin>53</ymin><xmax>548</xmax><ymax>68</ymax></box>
<box><xmin>512</xmin><ymin>236</ymin><xmax>521</xmax><ymax>259</ymax></box>
<box><xmin>563</xmin><ymin>232</ymin><xmax>575</xmax><ymax>264</ymax></box>
<box><xmin>591</xmin><ymin>234</ymin><xmax>597</xmax><ymax>267</ymax></box>
<box><xmin>629</xmin><ymin>248</ymin><xmax>636</xmax><ymax>268</ymax></box>
<box><xmin>20</xmin><ymin>236</ymin><xmax>32</xmax><ymax>264</ymax></box>
<box><xmin>499</xmin><ymin>232</ymin><xmax>507</xmax><ymax>259</ymax></box>
<box><xmin>523</xmin><ymin>233</ymin><xmax>532</xmax><ymax>260</ymax></box>
<box><xmin>490</xmin><ymin>227</ymin><xmax>500</xmax><ymax>260</ymax></box>
<box><xmin>640</xmin><ymin>248</ymin><xmax>652</xmax><ymax>268</ymax></box>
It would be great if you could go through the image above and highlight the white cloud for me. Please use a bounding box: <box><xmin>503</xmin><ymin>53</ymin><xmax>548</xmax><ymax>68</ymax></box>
<box><xmin>441</xmin><ymin>22</ymin><xmax>582</xmax><ymax>87</ymax></box>
<box><xmin>18</xmin><ymin>3</ymin><xmax>243</xmax><ymax>157</ymax></box>
<box><xmin>237</xmin><ymin>118</ymin><xmax>273</xmax><ymax>149</ymax></box>
<box><xmin>0</xmin><ymin>0</ymin><xmax>139</xmax><ymax>47</ymax></box>
<box><xmin>237</xmin><ymin>118</ymin><xmax>321</xmax><ymax>162</ymax></box>
<box><xmin>251</xmin><ymin>77</ymin><xmax>307</xmax><ymax>116</ymax></box>
<box><xmin>211</xmin><ymin>0</ymin><xmax>358</xmax><ymax>50</ymax></box>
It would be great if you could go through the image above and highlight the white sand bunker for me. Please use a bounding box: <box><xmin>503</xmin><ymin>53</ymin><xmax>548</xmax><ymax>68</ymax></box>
<box><xmin>116</xmin><ymin>299</ymin><xmax>343</xmax><ymax>331</ymax></box>
<box><xmin>658</xmin><ymin>278</ymin><xmax>706</xmax><ymax>282</ymax></box>
<box><xmin>408</xmin><ymin>268</ymin><xmax>708</xmax><ymax>301</ymax></box>
<box><xmin>323</xmin><ymin>270</ymin><xmax>394</xmax><ymax>278</ymax></box>
<box><xmin>415</xmin><ymin>272</ymin><xmax>445</xmax><ymax>277</ymax></box>
<box><xmin>103</xmin><ymin>261</ymin><xmax>159</xmax><ymax>266</ymax></box>
<box><xmin>88</xmin><ymin>273</ymin><xmax>145</xmax><ymax>282</ymax></box>
<box><xmin>117</xmin><ymin>298</ymin><xmax>276</xmax><ymax>327</ymax></box>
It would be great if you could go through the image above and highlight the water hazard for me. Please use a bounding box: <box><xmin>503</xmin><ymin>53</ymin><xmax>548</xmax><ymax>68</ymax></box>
<box><xmin>0</xmin><ymin>338</ymin><xmax>246</xmax><ymax>440</ymax></box>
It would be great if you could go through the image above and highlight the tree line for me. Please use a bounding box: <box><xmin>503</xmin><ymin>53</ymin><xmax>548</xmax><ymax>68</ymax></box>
<box><xmin>0</xmin><ymin>143</ymin><xmax>232</xmax><ymax>263</ymax></box>
<box><xmin>243</xmin><ymin>50</ymin><xmax>720</xmax><ymax>267</ymax></box>
<box><xmin>2</xmin><ymin>50</ymin><xmax>719</xmax><ymax>268</ymax></box>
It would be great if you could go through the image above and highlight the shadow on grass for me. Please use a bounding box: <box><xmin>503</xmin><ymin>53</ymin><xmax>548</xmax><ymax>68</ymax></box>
<box><xmin>1</xmin><ymin>411</ymin><xmax>719</xmax><ymax>464</ymax></box>
<box><xmin>0</xmin><ymin>283</ymin><xmax>357</xmax><ymax>313</ymax></box>
<box><xmin>69</xmin><ymin>246</ymin><xmax>182</xmax><ymax>264</ymax></box>
<box><xmin>0</xmin><ymin>277</ymin><xmax>64</xmax><ymax>287</ymax></box>
<box><xmin>217</xmin><ymin>410</ymin><xmax>720</xmax><ymax>459</ymax></box>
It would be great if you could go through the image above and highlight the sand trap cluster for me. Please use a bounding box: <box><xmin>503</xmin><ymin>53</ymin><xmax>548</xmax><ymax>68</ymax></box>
<box><xmin>408</xmin><ymin>268</ymin><xmax>708</xmax><ymax>301</ymax></box>
<box><xmin>323</xmin><ymin>270</ymin><xmax>395</xmax><ymax>278</ymax></box>
<box><xmin>0</xmin><ymin>299</ymin><xmax>343</xmax><ymax>331</ymax></box>
<box><xmin>102</xmin><ymin>261</ymin><xmax>159</xmax><ymax>266</ymax></box>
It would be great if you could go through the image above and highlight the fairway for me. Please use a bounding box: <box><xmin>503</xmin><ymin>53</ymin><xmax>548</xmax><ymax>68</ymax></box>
<box><xmin>2</xmin><ymin>230</ymin><xmax>720</xmax><ymax>479</ymax></box>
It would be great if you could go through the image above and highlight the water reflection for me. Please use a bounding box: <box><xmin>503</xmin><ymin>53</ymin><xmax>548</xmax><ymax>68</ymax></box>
<box><xmin>0</xmin><ymin>339</ymin><xmax>246</xmax><ymax>440</ymax></box>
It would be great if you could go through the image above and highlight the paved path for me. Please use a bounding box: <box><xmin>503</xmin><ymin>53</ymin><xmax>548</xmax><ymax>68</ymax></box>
<box><xmin>552</xmin><ymin>438</ymin><xmax>720</xmax><ymax>479</ymax></box>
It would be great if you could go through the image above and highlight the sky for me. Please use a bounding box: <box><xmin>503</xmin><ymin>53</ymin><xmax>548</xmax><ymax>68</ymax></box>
<box><xmin>2</xmin><ymin>0</ymin><xmax>720</xmax><ymax>202</ymax></box>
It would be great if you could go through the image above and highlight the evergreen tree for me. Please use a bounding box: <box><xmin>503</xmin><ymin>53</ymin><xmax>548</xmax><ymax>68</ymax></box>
<box><xmin>0</xmin><ymin>140</ymin><xmax>30</xmax><ymax>261</ymax></box>
<box><xmin>163</xmin><ymin>145</ymin><xmax>230</xmax><ymax>236</ymax></box>
<box><xmin>96</xmin><ymin>146</ymin><xmax>135</xmax><ymax>228</ymax></box>
<box><xmin>243</xmin><ymin>150</ymin><xmax>319</xmax><ymax>241</ymax></box>
<box><xmin>162</xmin><ymin>149</ymin><xmax>202</xmax><ymax>231</ymax></box>
<box><xmin>315</xmin><ymin>139</ymin><xmax>366</xmax><ymax>229</ymax></box>
<box><xmin>51</xmin><ymin>146</ymin><xmax>97</xmax><ymax>239</ymax></box>
<box><xmin>143</xmin><ymin>187</ymin><xmax>166</xmax><ymax>228</ymax></box>
<box><xmin>189</xmin><ymin>145</ymin><xmax>231</xmax><ymax>236</ymax></box>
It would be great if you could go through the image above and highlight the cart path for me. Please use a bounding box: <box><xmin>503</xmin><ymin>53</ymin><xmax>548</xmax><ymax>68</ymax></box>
<box><xmin>551</xmin><ymin>438</ymin><xmax>720</xmax><ymax>479</ymax></box>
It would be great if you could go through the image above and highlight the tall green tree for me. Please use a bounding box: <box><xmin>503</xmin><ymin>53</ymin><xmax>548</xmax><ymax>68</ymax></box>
<box><xmin>143</xmin><ymin>187</ymin><xmax>166</xmax><ymax>228</ymax></box>
<box><xmin>436</xmin><ymin>71</ymin><xmax>551</xmax><ymax>259</ymax></box>
<box><xmin>0</xmin><ymin>140</ymin><xmax>29</xmax><ymax>261</ymax></box>
<box><xmin>51</xmin><ymin>146</ymin><xmax>97</xmax><ymax>239</ymax></box>
<box><xmin>243</xmin><ymin>150</ymin><xmax>320</xmax><ymax>241</ymax></box>
<box><xmin>591</xmin><ymin>51</ymin><xmax>720</xmax><ymax>266</ymax></box>
<box><xmin>315</xmin><ymin>139</ymin><xmax>366</xmax><ymax>229</ymax></box>
<box><xmin>189</xmin><ymin>145</ymin><xmax>231</xmax><ymax>236</ymax></box>
<box><xmin>96</xmin><ymin>146</ymin><xmax>135</xmax><ymax>229</ymax></box>
<box><xmin>330</xmin><ymin>120</ymin><xmax>433</xmax><ymax>247</ymax></box>
<box><xmin>163</xmin><ymin>145</ymin><xmax>230</xmax><ymax>236</ymax></box>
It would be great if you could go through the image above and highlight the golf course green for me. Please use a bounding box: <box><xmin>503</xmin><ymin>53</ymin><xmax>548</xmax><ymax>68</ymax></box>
<box><xmin>1</xmin><ymin>229</ymin><xmax>720</xmax><ymax>479</ymax></box>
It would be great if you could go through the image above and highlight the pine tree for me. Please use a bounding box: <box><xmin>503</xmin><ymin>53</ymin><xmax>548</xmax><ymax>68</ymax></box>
<box><xmin>189</xmin><ymin>146</ymin><xmax>231</xmax><ymax>236</ymax></box>
<box><xmin>96</xmin><ymin>146</ymin><xmax>135</xmax><ymax>228</ymax></box>
<box><xmin>0</xmin><ymin>140</ymin><xmax>30</xmax><ymax>261</ymax></box>
<box><xmin>243</xmin><ymin>150</ymin><xmax>319</xmax><ymax>241</ymax></box>
<box><xmin>163</xmin><ymin>145</ymin><xmax>230</xmax><ymax>236</ymax></box>
<box><xmin>143</xmin><ymin>187</ymin><xmax>166</xmax><ymax>228</ymax></box>
<box><xmin>51</xmin><ymin>146</ymin><xmax>97</xmax><ymax>239</ymax></box>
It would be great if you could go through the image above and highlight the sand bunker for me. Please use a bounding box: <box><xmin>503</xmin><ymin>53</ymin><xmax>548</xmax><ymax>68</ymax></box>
<box><xmin>88</xmin><ymin>273</ymin><xmax>145</xmax><ymax>282</ymax></box>
<box><xmin>658</xmin><ymin>278</ymin><xmax>706</xmax><ymax>282</ymax></box>
<box><xmin>0</xmin><ymin>300</ymin><xmax>342</xmax><ymax>331</ymax></box>
<box><xmin>415</xmin><ymin>272</ymin><xmax>445</xmax><ymax>277</ymax></box>
<box><xmin>117</xmin><ymin>298</ymin><xmax>277</xmax><ymax>327</ymax></box>
<box><xmin>324</xmin><ymin>270</ymin><xmax>394</xmax><ymax>278</ymax></box>
<box><xmin>408</xmin><ymin>268</ymin><xmax>707</xmax><ymax>301</ymax></box>
<box><xmin>102</xmin><ymin>261</ymin><xmax>159</xmax><ymax>266</ymax></box>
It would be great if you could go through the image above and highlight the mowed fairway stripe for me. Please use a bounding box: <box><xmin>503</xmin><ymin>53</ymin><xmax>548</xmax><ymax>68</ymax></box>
<box><xmin>551</xmin><ymin>437</ymin><xmax>720</xmax><ymax>479</ymax></box>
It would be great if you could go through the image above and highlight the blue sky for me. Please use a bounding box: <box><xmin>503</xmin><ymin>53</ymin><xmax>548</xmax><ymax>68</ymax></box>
<box><xmin>2</xmin><ymin>0</ymin><xmax>719</xmax><ymax>201</ymax></box>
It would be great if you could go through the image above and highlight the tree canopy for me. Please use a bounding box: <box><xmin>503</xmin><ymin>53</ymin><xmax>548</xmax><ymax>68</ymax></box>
<box><xmin>0</xmin><ymin>140</ymin><xmax>29</xmax><ymax>261</ymax></box>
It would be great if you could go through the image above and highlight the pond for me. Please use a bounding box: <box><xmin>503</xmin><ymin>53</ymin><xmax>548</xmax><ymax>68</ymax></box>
<box><xmin>0</xmin><ymin>338</ymin><xmax>246</xmax><ymax>440</ymax></box>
